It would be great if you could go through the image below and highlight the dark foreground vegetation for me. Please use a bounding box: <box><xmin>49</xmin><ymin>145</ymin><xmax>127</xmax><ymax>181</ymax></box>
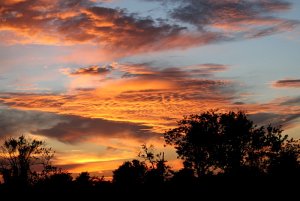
<box><xmin>0</xmin><ymin>111</ymin><xmax>299</xmax><ymax>199</ymax></box>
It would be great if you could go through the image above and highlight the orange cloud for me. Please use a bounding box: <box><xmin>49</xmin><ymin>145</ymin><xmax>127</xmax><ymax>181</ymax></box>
<box><xmin>0</xmin><ymin>63</ymin><xmax>233</xmax><ymax>132</ymax></box>
<box><xmin>1</xmin><ymin>0</ymin><xmax>26</xmax><ymax>6</ymax></box>
<box><xmin>0</xmin><ymin>0</ymin><xmax>297</xmax><ymax>56</ymax></box>
<box><xmin>2</xmin><ymin>63</ymin><xmax>300</xmax><ymax>135</ymax></box>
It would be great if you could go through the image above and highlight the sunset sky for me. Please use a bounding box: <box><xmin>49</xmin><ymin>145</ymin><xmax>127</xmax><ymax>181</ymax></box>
<box><xmin>0</xmin><ymin>0</ymin><xmax>300</xmax><ymax>178</ymax></box>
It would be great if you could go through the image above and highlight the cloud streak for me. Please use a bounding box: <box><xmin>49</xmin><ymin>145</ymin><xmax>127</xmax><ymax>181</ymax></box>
<box><xmin>147</xmin><ymin>0</ymin><xmax>298</xmax><ymax>38</ymax></box>
<box><xmin>273</xmin><ymin>78</ymin><xmax>300</xmax><ymax>88</ymax></box>
<box><xmin>69</xmin><ymin>65</ymin><xmax>112</xmax><ymax>76</ymax></box>
<box><xmin>0</xmin><ymin>107</ymin><xmax>157</xmax><ymax>144</ymax></box>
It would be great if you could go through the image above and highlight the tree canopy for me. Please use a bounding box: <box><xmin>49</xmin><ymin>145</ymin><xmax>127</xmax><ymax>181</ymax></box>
<box><xmin>113</xmin><ymin>159</ymin><xmax>147</xmax><ymax>187</ymax></box>
<box><xmin>164</xmin><ymin>111</ymin><xmax>300</xmax><ymax>177</ymax></box>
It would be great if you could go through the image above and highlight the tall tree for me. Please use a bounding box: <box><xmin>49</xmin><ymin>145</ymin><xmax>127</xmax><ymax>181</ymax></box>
<box><xmin>0</xmin><ymin>135</ymin><xmax>55</xmax><ymax>186</ymax></box>
<box><xmin>165</xmin><ymin>111</ymin><xmax>221</xmax><ymax>176</ymax></box>
<box><xmin>164</xmin><ymin>111</ymin><xmax>300</xmax><ymax>177</ymax></box>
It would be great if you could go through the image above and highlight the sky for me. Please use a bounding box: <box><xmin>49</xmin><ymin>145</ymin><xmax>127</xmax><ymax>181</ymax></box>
<box><xmin>0</xmin><ymin>0</ymin><xmax>300</xmax><ymax>178</ymax></box>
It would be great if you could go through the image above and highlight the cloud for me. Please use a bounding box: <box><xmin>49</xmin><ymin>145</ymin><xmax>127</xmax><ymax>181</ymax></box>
<box><xmin>34</xmin><ymin>115</ymin><xmax>156</xmax><ymax>144</ymax></box>
<box><xmin>272</xmin><ymin>79</ymin><xmax>300</xmax><ymax>88</ymax></box>
<box><xmin>3</xmin><ymin>90</ymin><xmax>299</xmax><ymax>133</ymax></box>
<box><xmin>147</xmin><ymin>0</ymin><xmax>298</xmax><ymax>39</ymax></box>
<box><xmin>0</xmin><ymin>0</ymin><xmax>297</xmax><ymax>56</ymax></box>
<box><xmin>0</xmin><ymin>106</ymin><xmax>157</xmax><ymax>144</ymax></box>
<box><xmin>249</xmin><ymin>112</ymin><xmax>300</xmax><ymax>128</ymax></box>
<box><xmin>0</xmin><ymin>0</ymin><xmax>207</xmax><ymax>54</ymax></box>
<box><xmin>70</xmin><ymin>65</ymin><xmax>112</xmax><ymax>76</ymax></box>
<box><xmin>0</xmin><ymin>107</ymin><xmax>64</xmax><ymax>138</ymax></box>
<box><xmin>117</xmin><ymin>62</ymin><xmax>228</xmax><ymax>78</ymax></box>
<box><xmin>0</xmin><ymin>62</ymin><xmax>234</xmax><ymax>132</ymax></box>
<box><xmin>59</xmin><ymin>64</ymin><xmax>115</xmax><ymax>91</ymax></box>
<box><xmin>63</xmin><ymin>65</ymin><xmax>113</xmax><ymax>76</ymax></box>
<box><xmin>1</xmin><ymin>63</ymin><xmax>300</xmax><ymax>134</ymax></box>
<box><xmin>280</xmin><ymin>96</ymin><xmax>300</xmax><ymax>106</ymax></box>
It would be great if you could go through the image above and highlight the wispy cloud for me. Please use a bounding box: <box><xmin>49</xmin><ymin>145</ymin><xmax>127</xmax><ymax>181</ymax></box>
<box><xmin>272</xmin><ymin>78</ymin><xmax>300</xmax><ymax>88</ymax></box>
<box><xmin>60</xmin><ymin>64</ymin><xmax>113</xmax><ymax>77</ymax></box>
<box><xmin>68</xmin><ymin>65</ymin><xmax>113</xmax><ymax>76</ymax></box>
<box><xmin>147</xmin><ymin>0</ymin><xmax>298</xmax><ymax>38</ymax></box>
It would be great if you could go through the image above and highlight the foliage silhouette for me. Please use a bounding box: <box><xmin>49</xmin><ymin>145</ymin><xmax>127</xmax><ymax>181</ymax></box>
<box><xmin>138</xmin><ymin>144</ymin><xmax>171</xmax><ymax>185</ymax></box>
<box><xmin>113</xmin><ymin>159</ymin><xmax>147</xmax><ymax>187</ymax></box>
<box><xmin>0</xmin><ymin>110</ymin><xmax>299</xmax><ymax>198</ymax></box>
<box><xmin>39</xmin><ymin>171</ymin><xmax>73</xmax><ymax>191</ymax></box>
<box><xmin>268</xmin><ymin>138</ymin><xmax>300</xmax><ymax>176</ymax></box>
<box><xmin>75</xmin><ymin>171</ymin><xmax>92</xmax><ymax>188</ymax></box>
<box><xmin>165</xmin><ymin>111</ymin><xmax>300</xmax><ymax>177</ymax></box>
<box><xmin>0</xmin><ymin>135</ymin><xmax>55</xmax><ymax>187</ymax></box>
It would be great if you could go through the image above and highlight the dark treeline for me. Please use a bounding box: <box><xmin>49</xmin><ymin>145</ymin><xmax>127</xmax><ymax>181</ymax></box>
<box><xmin>0</xmin><ymin>111</ymin><xmax>299</xmax><ymax>199</ymax></box>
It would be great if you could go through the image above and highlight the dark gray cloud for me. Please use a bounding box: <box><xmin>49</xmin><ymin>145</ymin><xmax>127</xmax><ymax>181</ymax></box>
<box><xmin>34</xmin><ymin>115</ymin><xmax>156</xmax><ymax>144</ymax></box>
<box><xmin>146</xmin><ymin>0</ymin><xmax>298</xmax><ymax>39</ymax></box>
<box><xmin>0</xmin><ymin>107</ymin><xmax>156</xmax><ymax>143</ymax></box>
<box><xmin>280</xmin><ymin>96</ymin><xmax>300</xmax><ymax>106</ymax></box>
<box><xmin>249</xmin><ymin>112</ymin><xmax>300</xmax><ymax>128</ymax></box>
<box><xmin>169</xmin><ymin>0</ymin><xmax>290</xmax><ymax>25</ymax></box>
<box><xmin>0</xmin><ymin>107</ymin><xmax>64</xmax><ymax>138</ymax></box>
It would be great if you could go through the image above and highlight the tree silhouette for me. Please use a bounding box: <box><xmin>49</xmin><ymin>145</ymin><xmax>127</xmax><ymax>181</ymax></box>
<box><xmin>171</xmin><ymin>165</ymin><xmax>197</xmax><ymax>186</ymax></box>
<box><xmin>112</xmin><ymin>159</ymin><xmax>147</xmax><ymax>187</ymax></box>
<box><xmin>138</xmin><ymin>144</ymin><xmax>171</xmax><ymax>185</ymax></box>
<box><xmin>268</xmin><ymin>138</ymin><xmax>300</xmax><ymax>176</ymax></box>
<box><xmin>75</xmin><ymin>172</ymin><xmax>92</xmax><ymax>188</ymax></box>
<box><xmin>164</xmin><ymin>111</ymin><xmax>221</xmax><ymax>176</ymax></box>
<box><xmin>38</xmin><ymin>171</ymin><xmax>73</xmax><ymax>193</ymax></box>
<box><xmin>0</xmin><ymin>135</ymin><xmax>55</xmax><ymax>187</ymax></box>
<box><xmin>165</xmin><ymin>111</ymin><xmax>300</xmax><ymax>177</ymax></box>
